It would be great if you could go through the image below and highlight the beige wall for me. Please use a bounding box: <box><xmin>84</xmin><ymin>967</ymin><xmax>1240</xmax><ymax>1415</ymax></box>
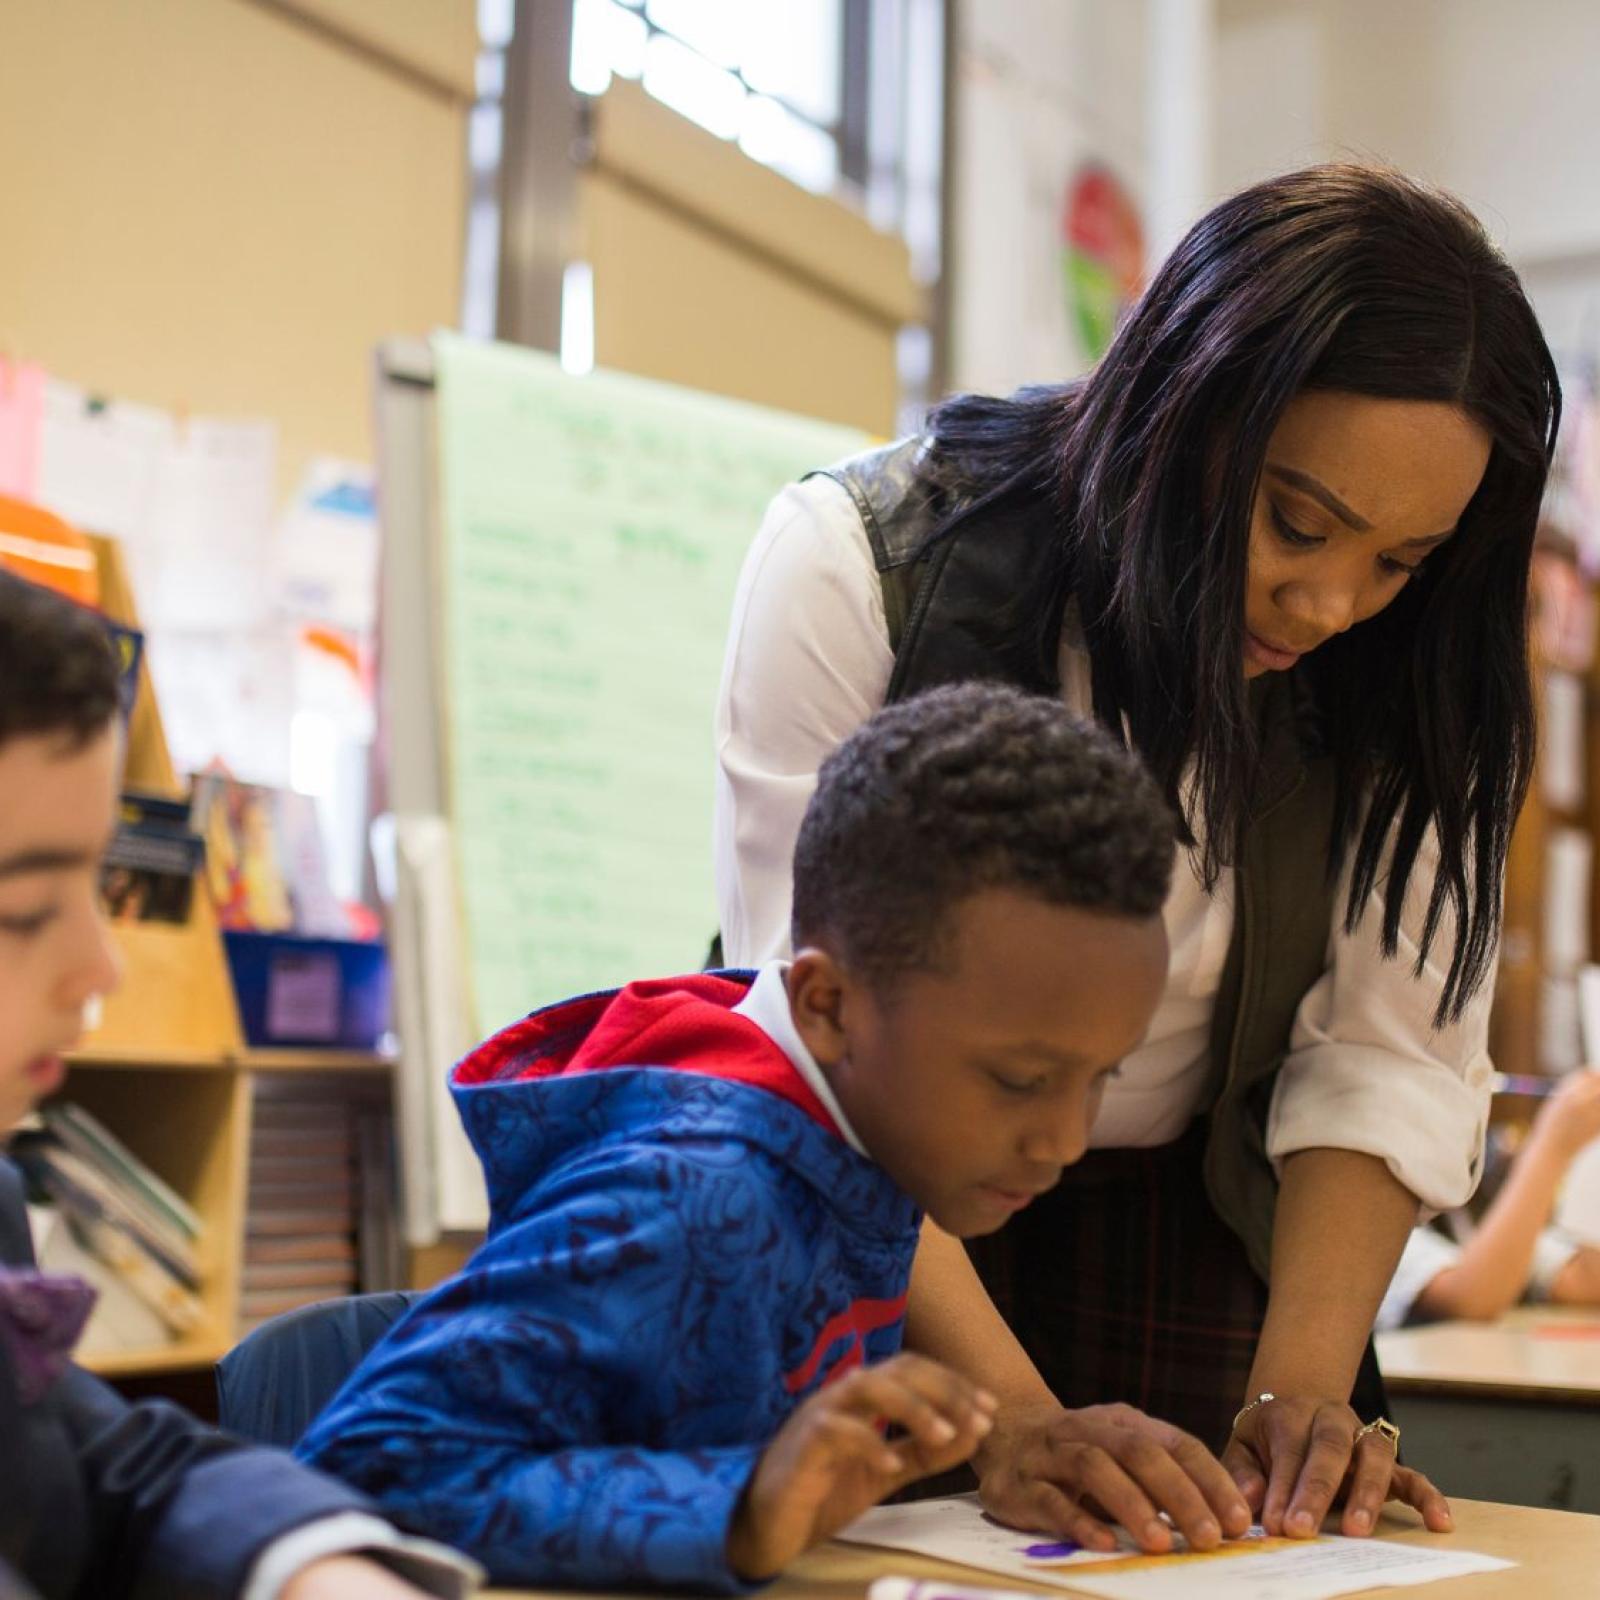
<box><xmin>581</xmin><ymin>82</ymin><xmax>919</xmax><ymax>438</ymax></box>
<box><xmin>0</xmin><ymin>0</ymin><xmax>473</xmax><ymax>494</ymax></box>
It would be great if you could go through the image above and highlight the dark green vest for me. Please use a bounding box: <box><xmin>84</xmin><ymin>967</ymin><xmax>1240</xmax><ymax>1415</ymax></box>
<box><xmin>813</xmin><ymin>440</ymin><xmax>1340</xmax><ymax>1280</ymax></box>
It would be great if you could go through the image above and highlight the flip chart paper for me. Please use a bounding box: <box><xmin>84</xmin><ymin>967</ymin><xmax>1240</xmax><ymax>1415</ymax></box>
<box><xmin>432</xmin><ymin>333</ymin><xmax>867</xmax><ymax>1032</ymax></box>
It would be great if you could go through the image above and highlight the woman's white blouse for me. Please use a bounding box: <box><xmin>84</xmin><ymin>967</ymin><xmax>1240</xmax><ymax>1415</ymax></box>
<box><xmin>713</xmin><ymin>474</ymin><xmax>1494</xmax><ymax>1211</ymax></box>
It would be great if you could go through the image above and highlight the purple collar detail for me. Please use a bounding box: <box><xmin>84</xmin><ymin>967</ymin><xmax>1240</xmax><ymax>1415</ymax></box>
<box><xmin>0</xmin><ymin>1266</ymin><xmax>95</xmax><ymax>1404</ymax></box>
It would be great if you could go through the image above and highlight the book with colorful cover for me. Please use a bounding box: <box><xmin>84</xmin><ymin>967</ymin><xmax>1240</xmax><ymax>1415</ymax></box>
<box><xmin>17</xmin><ymin>1140</ymin><xmax>199</xmax><ymax>1287</ymax></box>
<box><xmin>16</xmin><ymin>1148</ymin><xmax>206</xmax><ymax>1336</ymax></box>
<box><xmin>41</xmin><ymin>1100</ymin><xmax>201</xmax><ymax>1240</ymax></box>
<box><xmin>101</xmin><ymin>790</ymin><xmax>204</xmax><ymax>925</ymax></box>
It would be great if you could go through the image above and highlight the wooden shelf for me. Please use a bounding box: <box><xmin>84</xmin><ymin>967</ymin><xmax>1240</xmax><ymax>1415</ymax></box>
<box><xmin>66</xmin><ymin>1047</ymin><xmax>236</xmax><ymax>1072</ymax></box>
<box><xmin>240</xmin><ymin>1048</ymin><xmax>395</xmax><ymax>1073</ymax></box>
<box><xmin>66</xmin><ymin>1046</ymin><xmax>394</xmax><ymax>1074</ymax></box>
<box><xmin>48</xmin><ymin>538</ymin><xmax>402</xmax><ymax>1386</ymax></box>
<box><xmin>79</xmin><ymin>1329</ymin><xmax>231</xmax><ymax>1379</ymax></box>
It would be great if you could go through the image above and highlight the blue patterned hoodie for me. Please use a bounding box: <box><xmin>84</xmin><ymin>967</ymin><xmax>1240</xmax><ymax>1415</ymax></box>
<box><xmin>297</xmin><ymin>972</ymin><xmax>922</xmax><ymax>1591</ymax></box>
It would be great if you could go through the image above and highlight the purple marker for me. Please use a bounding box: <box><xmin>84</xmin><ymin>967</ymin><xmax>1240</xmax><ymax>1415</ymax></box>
<box><xmin>1021</xmin><ymin>1540</ymin><xmax>1082</xmax><ymax>1559</ymax></box>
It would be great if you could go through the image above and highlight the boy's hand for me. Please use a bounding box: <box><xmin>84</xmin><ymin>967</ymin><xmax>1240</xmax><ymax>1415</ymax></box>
<box><xmin>973</xmin><ymin>1400</ymin><xmax>1252</xmax><ymax>1554</ymax></box>
<box><xmin>1533</xmin><ymin>1068</ymin><xmax>1600</xmax><ymax>1160</ymax></box>
<box><xmin>281</xmin><ymin>1555</ymin><xmax>438</xmax><ymax>1599</ymax></box>
<box><xmin>726</xmin><ymin>1352</ymin><xmax>998</xmax><ymax>1580</ymax></box>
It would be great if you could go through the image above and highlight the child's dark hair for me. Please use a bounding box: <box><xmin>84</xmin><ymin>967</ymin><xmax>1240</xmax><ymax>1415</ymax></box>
<box><xmin>0</xmin><ymin>572</ymin><xmax>122</xmax><ymax>749</ymax></box>
<box><xmin>791</xmin><ymin>681</ymin><xmax>1174</xmax><ymax>987</ymax></box>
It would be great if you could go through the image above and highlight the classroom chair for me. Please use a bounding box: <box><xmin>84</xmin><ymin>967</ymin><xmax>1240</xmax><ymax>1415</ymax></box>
<box><xmin>215</xmin><ymin>1290</ymin><xmax>421</xmax><ymax>1449</ymax></box>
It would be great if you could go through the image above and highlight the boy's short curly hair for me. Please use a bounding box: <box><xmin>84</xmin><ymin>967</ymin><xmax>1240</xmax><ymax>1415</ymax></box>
<box><xmin>0</xmin><ymin>571</ymin><xmax>122</xmax><ymax>750</ymax></box>
<box><xmin>791</xmin><ymin>682</ymin><xmax>1175</xmax><ymax>987</ymax></box>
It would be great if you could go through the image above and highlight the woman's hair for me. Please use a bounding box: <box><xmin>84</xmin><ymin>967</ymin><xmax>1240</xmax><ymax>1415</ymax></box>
<box><xmin>0</xmin><ymin>571</ymin><xmax>122</xmax><ymax>750</ymax></box>
<box><xmin>792</xmin><ymin>682</ymin><xmax>1174</xmax><ymax>990</ymax></box>
<box><xmin>921</xmin><ymin>164</ymin><xmax>1560</xmax><ymax>1025</ymax></box>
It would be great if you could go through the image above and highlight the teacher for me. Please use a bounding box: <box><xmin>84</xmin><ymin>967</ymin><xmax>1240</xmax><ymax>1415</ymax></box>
<box><xmin>712</xmin><ymin>167</ymin><xmax>1558</xmax><ymax>1548</ymax></box>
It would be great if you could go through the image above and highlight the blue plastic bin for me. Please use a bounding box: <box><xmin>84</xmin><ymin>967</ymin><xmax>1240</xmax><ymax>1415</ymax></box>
<box><xmin>223</xmin><ymin>931</ymin><xmax>391</xmax><ymax>1051</ymax></box>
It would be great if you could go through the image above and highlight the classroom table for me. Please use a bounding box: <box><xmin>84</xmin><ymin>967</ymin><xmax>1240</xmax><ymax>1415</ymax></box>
<box><xmin>1376</xmin><ymin>1304</ymin><xmax>1600</xmax><ymax>1513</ymax></box>
<box><xmin>485</xmin><ymin>1496</ymin><xmax>1599</xmax><ymax>1598</ymax></box>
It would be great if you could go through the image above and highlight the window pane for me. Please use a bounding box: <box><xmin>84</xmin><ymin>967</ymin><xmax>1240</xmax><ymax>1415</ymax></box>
<box><xmin>740</xmin><ymin>0</ymin><xmax>841</xmax><ymax>126</ymax></box>
<box><xmin>469</xmin><ymin>102</ymin><xmax>504</xmax><ymax>174</ymax></box>
<box><xmin>478</xmin><ymin>0</ymin><xmax>515</xmax><ymax>50</ymax></box>
<box><xmin>642</xmin><ymin>31</ymin><xmax>746</xmax><ymax>140</ymax></box>
<box><xmin>571</xmin><ymin>0</ymin><xmax>649</xmax><ymax>95</ymax></box>
<box><xmin>740</xmin><ymin>95</ymin><xmax>839</xmax><ymax>194</ymax></box>
<box><xmin>646</xmin><ymin>0</ymin><xmax>744</xmax><ymax>70</ymax></box>
<box><xmin>476</xmin><ymin>50</ymin><xmax>505</xmax><ymax>99</ymax></box>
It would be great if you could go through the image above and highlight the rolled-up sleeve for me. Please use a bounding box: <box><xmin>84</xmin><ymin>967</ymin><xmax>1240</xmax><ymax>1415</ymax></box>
<box><xmin>1266</xmin><ymin>825</ymin><xmax>1496</xmax><ymax>1212</ymax></box>
<box><xmin>713</xmin><ymin>476</ymin><xmax>894</xmax><ymax>965</ymax></box>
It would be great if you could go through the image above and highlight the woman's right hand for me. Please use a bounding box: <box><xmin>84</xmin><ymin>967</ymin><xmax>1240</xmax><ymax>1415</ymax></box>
<box><xmin>972</xmin><ymin>1399</ymin><xmax>1253</xmax><ymax>1554</ymax></box>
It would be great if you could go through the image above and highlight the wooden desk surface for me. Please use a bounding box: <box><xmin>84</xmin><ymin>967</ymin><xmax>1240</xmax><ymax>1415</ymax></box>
<box><xmin>486</xmin><ymin>1497</ymin><xmax>1599</xmax><ymax>1599</ymax></box>
<box><xmin>1377</xmin><ymin>1305</ymin><xmax>1600</xmax><ymax>1401</ymax></box>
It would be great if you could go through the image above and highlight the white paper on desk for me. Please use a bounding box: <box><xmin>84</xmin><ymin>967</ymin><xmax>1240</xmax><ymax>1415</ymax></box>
<box><xmin>842</xmin><ymin>1496</ymin><xmax>1512</xmax><ymax>1600</ymax></box>
<box><xmin>841</xmin><ymin>1495</ymin><xmax>1126</xmax><ymax>1578</ymax></box>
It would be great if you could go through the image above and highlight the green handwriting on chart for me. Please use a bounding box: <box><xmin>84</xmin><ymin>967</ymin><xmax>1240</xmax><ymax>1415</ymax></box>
<box><xmin>434</xmin><ymin>334</ymin><xmax>868</xmax><ymax>1033</ymax></box>
<box><xmin>613</xmin><ymin>523</ymin><xmax>712</xmax><ymax>570</ymax></box>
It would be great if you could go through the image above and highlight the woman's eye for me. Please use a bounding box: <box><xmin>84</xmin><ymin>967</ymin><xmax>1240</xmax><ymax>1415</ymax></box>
<box><xmin>1270</xmin><ymin>508</ymin><xmax>1321</xmax><ymax>549</ymax></box>
<box><xmin>1380</xmin><ymin>555</ymin><xmax>1424</xmax><ymax>578</ymax></box>
<box><xmin>0</xmin><ymin>908</ymin><xmax>59</xmax><ymax>937</ymax></box>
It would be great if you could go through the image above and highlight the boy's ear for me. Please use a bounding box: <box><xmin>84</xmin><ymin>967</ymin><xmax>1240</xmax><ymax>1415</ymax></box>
<box><xmin>786</xmin><ymin>948</ymin><xmax>851</xmax><ymax>1067</ymax></box>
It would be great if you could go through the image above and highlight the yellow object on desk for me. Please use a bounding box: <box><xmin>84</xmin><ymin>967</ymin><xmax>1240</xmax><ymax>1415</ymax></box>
<box><xmin>484</xmin><ymin>1497</ymin><xmax>1598</xmax><ymax>1600</ymax></box>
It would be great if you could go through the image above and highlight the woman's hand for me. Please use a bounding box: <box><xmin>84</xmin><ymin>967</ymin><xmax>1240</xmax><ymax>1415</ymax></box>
<box><xmin>1221</xmin><ymin>1394</ymin><xmax>1452</xmax><ymax>1537</ymax></box>
<box><xmin>972</xmin><ymin>1399</ymin><xmax>1253</xmax><ymax>1555</ymax></box>
<box><xmin>727</xmin><ymin>1353</ymin><xmax>997</xmax><ymax>1580</ymax></box>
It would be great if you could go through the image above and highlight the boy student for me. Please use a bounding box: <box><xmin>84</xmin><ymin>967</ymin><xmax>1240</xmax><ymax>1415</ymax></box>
<box><xmin>0</xmin><ymin>571</ymin><xmax>479</xmax><ymax>1600</ymax></box>
<box><xmin>300</xmin><ymin>681</ymin><xmax>1258</xmax><ymax>1590</ymax></box>
<box><xmin>1376</xmin><ymin>1067</ymin><xmax>1600</xmax><ymax>1329</ymax></box>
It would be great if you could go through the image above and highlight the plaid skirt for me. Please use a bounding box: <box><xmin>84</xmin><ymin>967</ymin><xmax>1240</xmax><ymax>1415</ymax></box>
<box><xmin>964</xmin><ymin>1117</ymin><xmax>1390</xmax><ymax>1454</ymax></box>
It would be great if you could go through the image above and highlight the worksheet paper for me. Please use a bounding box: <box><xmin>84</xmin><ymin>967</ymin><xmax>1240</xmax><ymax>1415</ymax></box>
<box><xmin>841</xmin><ymin>1495</ymin><xmax>1512</xmax><ymax>1600</ymax></box>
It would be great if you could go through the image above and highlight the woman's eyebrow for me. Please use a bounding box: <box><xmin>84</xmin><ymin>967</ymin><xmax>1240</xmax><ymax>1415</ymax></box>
<box><xmin>1266</xmin><ymin>464</ymin><xmax>1373</xmax><ymax>531</ymax></box>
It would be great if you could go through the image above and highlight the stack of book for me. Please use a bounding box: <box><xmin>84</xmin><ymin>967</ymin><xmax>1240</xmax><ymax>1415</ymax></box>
<box><xmin>16</xmin><ymin>1103</ymin><xmax>207</xmax><ymax>1354</ymax></box>
<box><xmin>242</xmin><ymin>1083</ymin><xmax>399</xmax><ymax>1333</ymax></box>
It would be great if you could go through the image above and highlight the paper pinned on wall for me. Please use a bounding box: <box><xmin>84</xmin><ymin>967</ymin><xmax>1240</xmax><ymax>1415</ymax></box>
<box><xmin>431</xmin><ymin>333</ymin><xmax>868</xmax><ymax>1035</ymax></box>
<box><xmin>843</xmin><ymin>1496</ymin><xmax>1514</xmax><ymax>1600</ymax></box>
<box><xmin>0</xmin><ymin>360</ymin><xmax>46</xmax><ymax>497</ymax></box>
<box><xmin>275</xmin><ymin>458</ymin><xmax>379</xmax><ymax>634</ymax></box>
<box><xmin>35</xmin><ymin>381</ymin><xmax>278</xmax><ymax>632</ymax></box>
<box><xmin>36</xmin><ymin>380</ymin><xmax>172</xmax><ymax>545</ymax></box>
<box><xmin>138</xmin><ymin>415</ymin><xmax>278</xmax><ymax>632</ymax></box>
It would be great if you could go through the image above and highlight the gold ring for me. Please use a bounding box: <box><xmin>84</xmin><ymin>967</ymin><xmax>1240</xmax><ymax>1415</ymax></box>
<box><xmin>1355</xmin><ymin>1417</ymin><xmax>1401</xmax><ymax>1452</ymax></box>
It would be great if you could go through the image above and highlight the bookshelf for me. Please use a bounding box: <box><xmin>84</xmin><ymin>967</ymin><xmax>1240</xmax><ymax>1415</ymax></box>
<box><xmin>1490</xmin><ymin>539</ymin><xmax>1599</xmax><ymax>1086</ymax></box>
<box><xmin>39</xmin><ymin>536</ymin><xmax>397</xmax><ymax>1381</ymax></box>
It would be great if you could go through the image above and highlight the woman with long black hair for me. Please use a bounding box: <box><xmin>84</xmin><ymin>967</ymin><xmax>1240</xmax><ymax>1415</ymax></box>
<box><xmin>714</xmin><ymin>166</ymin><xmax>1560</xmax><ymax>1549</ymax></box>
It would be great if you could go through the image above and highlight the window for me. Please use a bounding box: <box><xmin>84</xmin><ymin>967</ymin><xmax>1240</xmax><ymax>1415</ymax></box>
<box><xmin>571</xmin><ymin>0</ymin><xmax>846</xmax><ymax>195</ymax></box>
<box><xmin>461</xmin><ymin>0</ymin><xmax>517</xmax><ymax>337</ymax></box>
<box><xmin>478</xmin><ymin>1</ymin><xmax>949</xmax><ymax>408</ymax></box>
<box><xmin>566</xmin><ymin>0</ymin><xmax>947</xmax><ymax>414</ymax></box>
